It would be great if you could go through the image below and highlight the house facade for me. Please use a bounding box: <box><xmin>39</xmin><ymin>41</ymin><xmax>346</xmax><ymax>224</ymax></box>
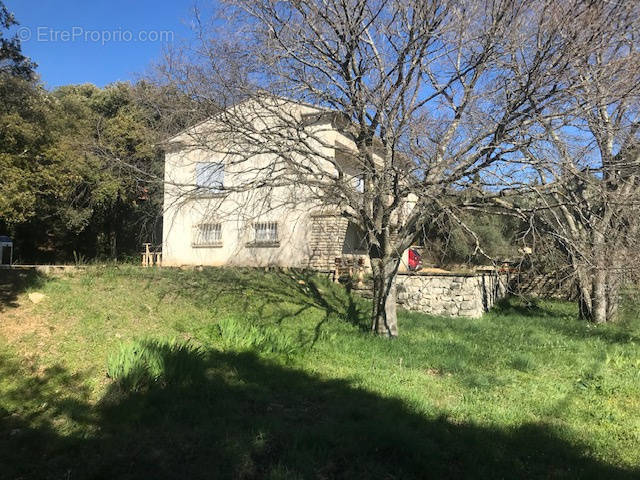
<box><xmin>162</xmin><ymin>100</ymin><xmax>377</xmax><ymax>271</ymax></box>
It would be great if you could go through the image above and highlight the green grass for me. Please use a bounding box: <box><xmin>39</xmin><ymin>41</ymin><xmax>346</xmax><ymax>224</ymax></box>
<box><xmin>1</xmin><ymin>266</ymin><xmax>639</xmax><ymax>479</ymax></box>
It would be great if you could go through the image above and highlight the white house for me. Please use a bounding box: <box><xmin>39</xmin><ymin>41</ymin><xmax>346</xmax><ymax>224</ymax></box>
<box><xmin>162</xmin><ymin>98</ymin><xmax>384</xmax><ymax>271</ymax></box>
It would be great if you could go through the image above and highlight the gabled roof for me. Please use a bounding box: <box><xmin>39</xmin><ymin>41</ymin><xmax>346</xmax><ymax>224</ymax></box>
<box><xmin>162</xmin><ymin>94</ymin><xmax>333</xmax><ymax>148</ymax></box>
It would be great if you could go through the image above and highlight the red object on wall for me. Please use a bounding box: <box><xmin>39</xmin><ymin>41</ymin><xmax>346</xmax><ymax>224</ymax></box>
<box><xmin>408</xmin><ymin>248</ymin><xmax>422</xmax><ymax>271</ymax></box>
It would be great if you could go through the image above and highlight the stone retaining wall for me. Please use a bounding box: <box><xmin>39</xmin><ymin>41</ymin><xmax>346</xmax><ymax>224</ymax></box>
<box><xmin>396</xmin><ymin>272</ymin><xmax>508</xmax><ymax>318</ymax></box>
<box><xmin>0</xmin><ymin>265</ymin><xmax>82</xmax><ymax>274</ymax></box>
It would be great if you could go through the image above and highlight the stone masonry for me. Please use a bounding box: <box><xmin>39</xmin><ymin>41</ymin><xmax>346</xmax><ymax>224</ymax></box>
<box><xmin>307</xmin><ymin>211</ymin><xmax>508</xmax><ymax>318</ymax></box>
<box><xmin>396</xmin><ymin>272</ymin><xmax>508</xmax><ymax>318</ymax></box>
<box><xmin>308</xmin><ymin>213</ymin><xmax>349</xmax><ymax>271</ymax></box>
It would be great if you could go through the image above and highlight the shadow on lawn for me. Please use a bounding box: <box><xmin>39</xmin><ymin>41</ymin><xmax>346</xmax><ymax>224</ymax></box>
<box><xmin>154</xmin><ymin>267</ymin><xmax>371</xmax><ymax>334</ymax></box>
<box><xmin>1</xmin><ymin>344</ymin><xmax>638</xmax><ymax>480</ymax></box>
<box><xmin>0</xmin><ymin>269</ymin><xmax>45</xmax><ymax>312</ymax></box>
<box><xmin>492</xmin><ymin>297</ymin><xmax>563</xmax><ymax>319</ymax></box>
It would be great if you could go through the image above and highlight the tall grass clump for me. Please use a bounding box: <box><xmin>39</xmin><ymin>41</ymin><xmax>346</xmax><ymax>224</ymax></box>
<box><xmin>107</xmin><ymin>338</ymin><xmax>205</xmax><ymax>392</ymax></box>
<box><xmin>212</xmin><ymin>316</ymin><xmax>299</xmax><ymax>358</ymax></box>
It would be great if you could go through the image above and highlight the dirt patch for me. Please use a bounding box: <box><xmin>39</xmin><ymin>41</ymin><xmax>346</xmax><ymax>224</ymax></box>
<box><xmin>0</xmin><ymin>269</ymin><xmax>46</xmax><ymax>312</ymax></box>
<box><xmin>0</xmin><ymin>270</ymin><xmax>59</xmax><ymax>354</ymax></box>
<box><xmin>1</xmin><ymin>301</ymin><xmax>54</xmax><ymax>345</ymax></box>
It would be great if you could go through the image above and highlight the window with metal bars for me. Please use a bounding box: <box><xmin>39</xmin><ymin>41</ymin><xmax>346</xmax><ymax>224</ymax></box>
<box><xmin>253</xmin><ymin>221</ymin><xmax>279</xmax><ymax>245</ymax></box>
<box><xmin>192</xmin><ymin>223</ymin><xmax>222</xmax><ymax>247</ymax></box>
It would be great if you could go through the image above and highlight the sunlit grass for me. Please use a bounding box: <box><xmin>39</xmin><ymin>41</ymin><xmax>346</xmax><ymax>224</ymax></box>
<box><xmin>1</xmin><ymin>266</ymin><xmax>639</xmax><ymax>478</ymax></box>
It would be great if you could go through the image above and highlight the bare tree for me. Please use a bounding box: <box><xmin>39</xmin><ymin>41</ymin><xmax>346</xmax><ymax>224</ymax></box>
<box><xmin>514</xmin><ymin>2</ymin><xmax>640</xmax><ymax>323</ymax></box>
<box><xmin>153</xmin><ymin>0</ymin><xmax>613</xmax><ymax>336</ymax></box>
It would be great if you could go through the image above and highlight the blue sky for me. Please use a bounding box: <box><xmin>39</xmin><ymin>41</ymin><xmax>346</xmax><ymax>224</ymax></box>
<box><xmin>6</xmin><ymin>0</ymin><xmax>200</xmax><ymax>89</ymax></box>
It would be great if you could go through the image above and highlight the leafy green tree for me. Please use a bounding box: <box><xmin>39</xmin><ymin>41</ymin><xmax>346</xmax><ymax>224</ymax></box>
<box><xmin>419</xmin><ymin>210</ymin><xmax>524</xmax><ymax>267</ymax></box>
<box><xmin>36</xmin><ymin>82</ymin><xmax>165</xmax><ymax>261</ymax></box>
<box><xmin>0</xmin><ymin>76</ymin><xmax>50</xmax><ymax>226</ymax></box>
<box><xmin>0</xmin><ymin>3</ymin><xmax>175</xmax><ymax>262</ymax></box>
<box><xmin>0</xmin><ymin>1</ymin><xmax>35</xmax><ymax>78</ymax></box>
<box><xmin>0</xmin><ymin>2</ymin><xmax>40</xmax><ymax>232</ymax></box>
<box><xmin>1</xmin><ymin>80</ymin><xmax>167</xmax><ymax>262</ymax></box>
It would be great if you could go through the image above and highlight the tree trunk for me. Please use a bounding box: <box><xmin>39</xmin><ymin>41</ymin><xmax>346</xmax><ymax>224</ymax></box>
<box><xmin>606</xmin><ymin>269</ymin><xmax>620</xmax><ymax>322</ymax></box>
<box><xmin>578</xmin><ymin>232</ymin><xmax>619</xmax><ymax>324</ymax></box>
<box><xmin>591</xmin><ymin>267</ymin><xmax>608</xmax><ymax>323</ymax></box>
<box><xmin>576</xmin><ymin>267</ymin><xmax>621</xmax><ymax>323</ymax></box>
<box><xmin>110</xmin><ymin>230</ymin><xmax>117</xmax><ymax>260</ymax></box>
<box><xmin>370</xmin><ymin>257</ymin><xmax>400</xmax><ymax>337</ymax></box>
<box><xmin>576</xmin><ymin>267</ymin><xmax>593</xmax><ymax>321</ymax></box>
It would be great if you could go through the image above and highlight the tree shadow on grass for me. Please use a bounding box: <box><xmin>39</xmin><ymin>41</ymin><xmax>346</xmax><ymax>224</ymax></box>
<box><xmin>0</xmin><ymin>268</ymin><xmax>46</xmax><ymax>312</ymax></box>
<box><xmin>1</xmin><ymin>342</ymin><xmax>638</xmax><ymax>480</ymax></box>
<box><xmin>150</xmin><ymin>267</ymin><xmax>371</xmax><ymax>334</ymax></box>
<box><xmin>492</xmin><ymin>296</ymin><xmax>562</xmax><ymax>319</ymax></box>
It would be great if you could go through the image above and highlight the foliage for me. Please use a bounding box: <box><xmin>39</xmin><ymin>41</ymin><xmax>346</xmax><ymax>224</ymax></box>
<box><xmin>107</xmin><ymin>338</ymin><xmax>205</xmax><ymax>392</ymax></box>
<box><xmin>0</xmin><ymin>1</ymin><xmax>35</xmax><ymax>78</ymax></box>
<box><xmin>0</xmin><ymin>6</ymin><xmax>171</xmax><ymax>261</ymax></box>
<box><xmin>420</xmin><ymin>211</ymin><xmax>524</xmax><ymax>266</ymax></box>
<box><xmin>0</xmin><ymin>80</ymin><xmax>167</xmax><ymax>262</ymax></box>
<box><xmin>212</xmin><ymin>316</ymin><xmax>299</xmax><ymax>358</ymax></box>
<box><xmin>0</xmin><ymin>75</ymin><xmax>52</xmax><ymax>225</ymax></box>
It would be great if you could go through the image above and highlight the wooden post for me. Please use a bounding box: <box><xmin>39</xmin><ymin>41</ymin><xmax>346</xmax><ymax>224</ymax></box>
<box><xmin>142</xmin><ymin>243</ymin><xmax>152</xmax><ymax>267</ymax></box>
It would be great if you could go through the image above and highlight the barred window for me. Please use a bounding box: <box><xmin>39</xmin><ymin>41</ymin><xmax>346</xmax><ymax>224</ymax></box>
<box><xmin>254</xmin><ymin>222</ymin><xmax>278</xmax><ymax>243</ymax></box>
<box><xmin>193</xmin><ymin>223</ymin><xmax>222</xmax><ymax>247</ymax></box>
<box><xmin>195</xmin><ymin>162</ymin><xmax>224</xmax><ymax>193</ymax></box>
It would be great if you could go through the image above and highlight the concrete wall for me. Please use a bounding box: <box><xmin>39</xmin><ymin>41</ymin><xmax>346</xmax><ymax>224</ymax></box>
<box><xmin>396</xmin><ymin>272</ymin><xmax>508</xmax><ymax>318</ymax></box>
<box><xmin>162</xmin><ymin>189</ymin><xmax>318</xmax><ymax>268</ymax></box>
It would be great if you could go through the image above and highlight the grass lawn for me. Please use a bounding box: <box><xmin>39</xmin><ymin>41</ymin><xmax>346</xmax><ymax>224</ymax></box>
<box><xmin>1</xmin><ymin>266</ymin><xmax>639</xmax><ymax>479</ymax></box>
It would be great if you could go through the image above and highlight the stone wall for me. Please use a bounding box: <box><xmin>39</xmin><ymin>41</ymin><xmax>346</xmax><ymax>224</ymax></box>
<box><xmin>308</xmin><ymin>213</ymin><xmax>349</xmax><ymax>271</ymax></box>
<box><xmin>396</xmin><ymin>272</ymin><xmax>508</xmax><ymax>318</ymax></box>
